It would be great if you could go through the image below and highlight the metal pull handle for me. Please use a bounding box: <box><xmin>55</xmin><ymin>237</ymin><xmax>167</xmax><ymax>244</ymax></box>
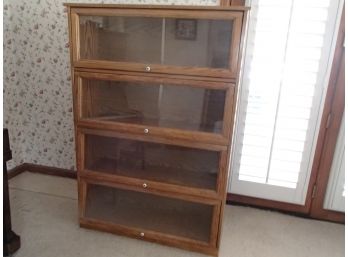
<box><xmin>144</xmin><ymin>128</ymin><xmax>149</xmax><ymax>134</ymax></box>
<box><xmin>142</xmin><ymin>183</ymin><xmax>147</xmax><ymax>188</ymax></box>
<box><xmin>145</xmin><ymin>66</ymin><xmax>151</xmax><ymax>72</ymax></box>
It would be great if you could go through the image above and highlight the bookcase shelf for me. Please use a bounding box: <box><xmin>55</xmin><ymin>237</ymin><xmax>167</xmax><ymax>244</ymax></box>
<box><xmin>66</xmin><ymin>4</ymin><xmax>249</xmax><ymax>256</ymax></box>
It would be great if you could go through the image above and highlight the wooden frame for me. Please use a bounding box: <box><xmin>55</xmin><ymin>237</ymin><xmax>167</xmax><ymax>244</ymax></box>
<box><xmin>7</xmin><ymin>162</ymin><xmax>343</xmax><ymax>224</ymax></box>
<box><xmin>65</xmin><ymin>4</ymin><xmax>250</xmax><ymax>255</ymax></box>
<box><xmin>80</xmin><ymin>218</ymin><xmax>219</xmax><ymax>256</ymax></box>
<box><xmin>69</xmin><ymin>5</ymin><xmax>245</xmax><ymax>78</ymax></box>
<box><xmin>79</xmin><ymin>178</ymin><xmax>221</xmax><ymax>255</ymax></box>
<box><xmin>74</xmin><ymin>71</ymin><xmax>236</xmax><ymax>146</ymax></box>
<box><xmin>306</xmin><ymin>10</ymin><xmax>345</xmax><ymax>223</ymax></box>
<box><xmin>64</xmin><ymin>3</ymin><xmax>249</xmax><ymax>10</ymax></box>
<box><xmin>78</xmin><ymin>127</ymin><xmax>227</xmax><ymax>152</ymax></box>
<box><xmin>76</xmin><ymin>128</ymin><xmax>229</xmax><ymax>200</ymax></box>
<box><xmin>75</xmin><ymin>67</ymin><xmax>238</xmax><ymax>83</ymax></box>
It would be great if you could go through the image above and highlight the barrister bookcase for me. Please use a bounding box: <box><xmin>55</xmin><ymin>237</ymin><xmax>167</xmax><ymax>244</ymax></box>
<box><xmin>65</xmin><ymin>4</ymin><xmax>249</xmax><ymax>256</ymax></box>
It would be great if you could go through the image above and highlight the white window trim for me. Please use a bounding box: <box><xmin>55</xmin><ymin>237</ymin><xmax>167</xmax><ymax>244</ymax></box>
<box><xmin>228</xmin><ymin>0</ymin><xmax>344</xmax><ymax>204</ymax></box>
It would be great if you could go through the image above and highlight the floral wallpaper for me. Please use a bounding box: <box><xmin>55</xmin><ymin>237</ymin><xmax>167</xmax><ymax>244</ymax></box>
<box><xmin>3</xmin><ymin>0</ymin><xmax>219</xmax><ymax>170</ymax></box>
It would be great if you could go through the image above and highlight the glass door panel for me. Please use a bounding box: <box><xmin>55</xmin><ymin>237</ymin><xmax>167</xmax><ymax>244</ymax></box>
<box><xmin>73</xmin><ymin>8</ymin><xmax>242</xmax><ymax>77</ymax></box>
<box><xmin>85</xmin><ymin>183</ymin><xmax>215</xmax><ymax>243</ymax></box>
<box><xmin>79</xmin><ymin>77</ymin><xmax>227</xmax><ymax>134</ymax></box>
<box><xmin>78</xmin><ymin>15</ymin><xmax>233</xmax><ymax>69</ymax></box>
<box><xmin>83</xmin><ymin>134</ymin><xmax>221</xmax><ymax>191</ymax></box>
<box><xmin>79</xmin><ymin>16</ymin><xmax>162</xmax><ymax>63</ymax></box>
<box><xmin>163</xmin><ymin>19</ymin><xmax>233</xmax><ymax>69</ymax></box>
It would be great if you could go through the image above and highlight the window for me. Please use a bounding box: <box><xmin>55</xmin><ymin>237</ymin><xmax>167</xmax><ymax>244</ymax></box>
<box><xmin>229</xmin><ymin>0</ymin><xmax>343</xmax><ymax>204</ymax></box>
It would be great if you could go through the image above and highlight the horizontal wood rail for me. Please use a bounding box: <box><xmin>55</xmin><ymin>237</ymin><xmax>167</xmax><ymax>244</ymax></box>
<box><xmin>8</xmin><ymin>163</ymin><xmax>343</xmax><ymax>224</ymax></box>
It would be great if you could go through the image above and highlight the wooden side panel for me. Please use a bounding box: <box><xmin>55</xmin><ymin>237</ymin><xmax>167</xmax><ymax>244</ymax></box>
<box><xmin>78</xmin><ymin>179</ymin><xmax>87</xmax><ymax>219</ymax></box>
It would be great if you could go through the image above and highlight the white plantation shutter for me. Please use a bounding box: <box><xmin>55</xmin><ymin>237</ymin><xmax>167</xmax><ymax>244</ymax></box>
<box><xmin>229</xmin><ymin>0</ymin><xmax>343</xmax><ymax>204</ymax></box>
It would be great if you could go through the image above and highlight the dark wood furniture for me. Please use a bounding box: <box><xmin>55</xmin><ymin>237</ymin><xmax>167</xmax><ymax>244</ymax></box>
<box><xmin>3</xmin><ymin>129</ymin><xmax>20</xmax><ymax>256</ymax></box>
<box><xmin>65</xmin><ymin>4</ymin><xmax>249</xmax><ymax>256</ymax></box>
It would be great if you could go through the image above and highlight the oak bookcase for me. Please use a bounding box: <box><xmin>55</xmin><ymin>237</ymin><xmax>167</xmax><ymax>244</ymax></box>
<box><xmin>65</xmin><ymin>4</ymin><xmax>249</xmax><ymax>255</ymax></box>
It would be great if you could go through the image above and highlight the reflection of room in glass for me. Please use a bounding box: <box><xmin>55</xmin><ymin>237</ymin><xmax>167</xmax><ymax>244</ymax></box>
<box><xmin>84</xmin><ymin>134</ymin><xmax>220</xmax><ymax>190</ymax></box>
<box><xmin>80</xmin><ymin>78</ymin><xmax>226</xmax><ymax>133</ymax></box>
<box><xmin>85</xmin><ymin>184</ymin><xmax>214</xmax><ymax>242</ymax></box>
<box><xmin>175</xmin><ymin>19</ymin><xmax>197</xmax><ymax>40</ymax></box>
<box><xmin>79</xmin><ymin>16</ymin><xmax>233</xmax><ymax>68</ymax></box>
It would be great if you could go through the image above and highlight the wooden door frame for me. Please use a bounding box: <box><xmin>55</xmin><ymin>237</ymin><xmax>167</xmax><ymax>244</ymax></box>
<box><xmin>305</xmin><ymin>10</ymin><xmax>345</xmax><ymax>223</ymax></box>
<box><xmin>226</xmin><ymin>2</ymin><xmax>345</xmax><ymax>223</ymax></box>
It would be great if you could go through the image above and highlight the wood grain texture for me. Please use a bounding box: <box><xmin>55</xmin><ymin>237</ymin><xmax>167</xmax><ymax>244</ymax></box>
<box><xmin>79</xmin><ymin>20</ymin><xmax>98</xmax><ymax>60</ymax></box>
<box><xmin>77</xmin><ymin>127</ymin><xmax>228</xmax><ymax>151</ymax></box>
<box><xmin>305</xmin><ymin>9</ymin><xmax>345</xmax><ymax>224</ymax></box>
<box><xmin>81</xmin><ymin>169</ymin><xmax>220</xmax><ymax>200</ymax></box>
<box><xmin>75</xmin><ymin>68</ymin><xmax>238</xmax><ymax>83</ymax></box>
<box><xmin>66</xmin><ymin>5</ymin><xmax>250</xmax><ymax>255</ymax></box>
<box><xmin>7</xmin><ymin>162</ymin><xmax>343</xmax><ymax>226</ymax></box>
<box><xmin>80</xmin><ymin>175</ymin><xmax>221</xmax><ymax>205</ymax></box>
<box><xmin>228</xmin><ymin>12</ymin><xmax>243</xmax><ymax>77</ymax></box>
<box><xmin>64</xmin><ymin>3</ymin><xmax>250</xmax><ymax>11</ymax></box>
<box><xmin>74</xmin><ymin>60</ymin><xmax>236</xmax><ymax>79</ymax></box>
<box><xmin>222</xmin><ymin>86</ymin><xmax>235</xmax><ymax>139</ymax></box>
<box><xmin>73</xmin><ymin>71</ymin><xmax>235</xmax><ymax>146</ymax></box>
<box><xmin>69</xmin><ymin>7</ymin><xmax>245</xmax><ymax>79</ymax></box>
<box><xmin>77</xmin><ymin>120</ymin><xmax>229</xmax><ymax>147</ymax></box>
<box><xmin>79</xmin><ymin>133</ymin><xmax>223</xmax><ymax>198</ymax></box>
<box><xmin>71</xmin><ymin>12</ymin><xmax>79</xmax><ymax>64</ymax></box>
<box><xmin>75</xmin><ymin>71</ymin><xmax>234</xmax><ymax>89</ymax></box>
<box><xmin>85</xmin><ymin>183</ymin><xmax>216</xmax><ymax>239</ymax></box>
<box><xmin>215</xmin><ymin>146</ymin><xmax>232</xmax><ymax>248</ymax></box>
<box><xmin>80</xmin><ymin>218</ymin><xmax>218</xmax><ymax>256</ymax></box>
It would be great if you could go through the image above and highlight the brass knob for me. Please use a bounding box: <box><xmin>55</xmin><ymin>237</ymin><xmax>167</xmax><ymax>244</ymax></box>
<box><xmin>144</xmin><ymin>128</ymin><xmax>149</xmax><ymax>134</ymax></box>
<box><xmin>143</xmin><ymin>183</ymin><xmax>147</xmax><ymax>188</ymax></box>
<box><xmin>140</xmin><ymin>232</ymin><xmax>145</xmax><ymax>237</ymax></box>
<box><xmin>145</xmin><ymin>66</ymin><xmax>151</xmax><ymax>72</ymax></box>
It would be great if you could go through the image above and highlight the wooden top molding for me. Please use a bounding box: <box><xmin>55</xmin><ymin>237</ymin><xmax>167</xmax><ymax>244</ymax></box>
<box><xmin>63</xmin><ymin>3</ymin><xmax>250</xmax><ymax>11</ymax></box>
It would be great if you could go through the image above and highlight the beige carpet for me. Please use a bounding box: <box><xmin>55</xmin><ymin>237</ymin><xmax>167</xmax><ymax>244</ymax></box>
<box><xmin>9</xmin><ymin>172</ymin><xmax>344</xmax><ymax>257</ymax></box>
